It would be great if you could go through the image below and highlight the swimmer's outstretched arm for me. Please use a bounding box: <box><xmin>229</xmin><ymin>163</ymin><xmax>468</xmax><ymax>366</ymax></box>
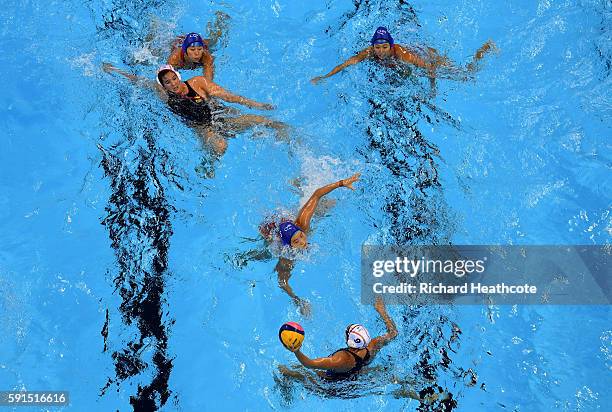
<box><xmin>102</xmin><ymin>63</ymin><xmax>142</xmax><ymax>83</ymax></box>
<box><xmin>367</xmin><ymin>297</ymin><xmax>398</xmax><ymax>357</ymax></box>
<box><xmin>190</xmin><ymin>77</ymin><xmax>275</xmax><ymax>110</ymax></box>
<box><xmin>102</xmin><ymin>63</ymin><xmax>158</xmax><ymax>91</ymax></box>
<box><xmin>295</xmin><ymin>173</ymin><xmax>360</xmax><ymax>232</ymax></box>
<box><xmin>311</xmin><ymin>49</ymin><xmax>370</xmax><ymax>84</ymax></box>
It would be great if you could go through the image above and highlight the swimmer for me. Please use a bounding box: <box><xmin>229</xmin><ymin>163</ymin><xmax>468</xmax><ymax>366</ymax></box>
<box><xmin>102</xmin><ymin>63</ymin><xmax>288</xmax><ymax>156</ymax></box>
<box><xmin>279</xmin><ymin>297</ymin><xmax>399</xmax><ymax>382</ymax></box>
<box><xmin>167</xmin><ymin>32</ymin><xmax>215</xmax><ymax>81</ymax></box>
<box><xmin>260</xmin><ymin>173</ymin><xmax>360</xmax><ymax>315</ymax></box>
<box><xmin>166</xmin><ymin>12</ymin><xmax>230</xmax><ymax>80</ymax></box>
<box><xmin>311</xmin><ymin>26</ymin><xmax>496</xmax><ymax>94</ymax></box>
<box><xmin>277</xmin><ymin>297</ymin><xmax>444</xmax><ymax>402</ymax></box>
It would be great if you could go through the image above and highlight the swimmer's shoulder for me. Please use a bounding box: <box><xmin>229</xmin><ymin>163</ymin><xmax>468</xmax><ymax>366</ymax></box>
<box><xmin>167</xmin><ymin>50</ymin><xmax>183</xmax><ymax>67</ymax></box>
<box><xmin>358</xmin><ymin>47</ymin><xmax>373</xmax><ymax>58</ymax></box>
<box><xmin>186</xmin><ymin>75</ymin><xmax>207</xmax><ymax>85</ymax></box>
<box><xmin>393</xmin><ymin>44</ymin><xmax>411</xmax><ymax>55</ymax></box>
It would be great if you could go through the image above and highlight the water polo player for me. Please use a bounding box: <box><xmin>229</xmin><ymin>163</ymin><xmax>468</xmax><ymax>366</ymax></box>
<box><xmin>168</xmin><ymin>32</ymin><xmax>215</xmax><ymax>80</ymax></box>
<box><xmin>102</xmin><ymin>63</ymin><xmax>287</xmax><ymax>156</ymax></box>
<box><xmin>279</xmin><ymin>297</ymin><xmax>398</xmax><ymax>382</ymax></box>
<box><xmin>311</xmin><ymin>26</ymin><xmax>496</xmax><ymax>92</ymax></box>
<box><xmin>258</xmin><ymin>173</ymin><xmax>360</xmax><ymax>315</ymax></box>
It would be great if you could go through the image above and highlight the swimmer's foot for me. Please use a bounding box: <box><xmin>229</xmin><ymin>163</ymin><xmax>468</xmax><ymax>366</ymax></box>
<box><xmin>392</xmin><ymin>387</ymin><xmax>440</xmax><ymax>403</ymax></box>
<box><xmin>475</xmin><ymin>39</ymin><xmax>499</xmax><ymax>59</ymax></box>
<box><xmin>289</xmin><ymin>177</ymin><xmax>305</xmax><ymax>192</ymax></box>
<box><xmin>422</xmin><ymin>391</ymin><xmax>440</xmax><ymax>403</ymax></box>
<box><xmin>467</xmin><ymin>39</ymin><xmax>499</xmax><ymax>73</ymax></box>
<box><xmin>295</xmin><ymin>298</ymin><xmax>312</xmax><ymax>318</ymax></box>
<box><xmin>195</xmin><ymin>158</ymin><xmax>216</xmax><ymax>179</ymax></box>
<box><xmin>271</xmin><ymin>122</ymin><xmax>291</xmax><ymax>143</ymax></box>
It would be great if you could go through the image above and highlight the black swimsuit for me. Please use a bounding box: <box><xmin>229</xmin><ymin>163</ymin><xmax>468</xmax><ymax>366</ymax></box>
<box><xmin>324</xmin><ymin>348</ymin><xmax>371</xmax><ymax>381</ymax></box>
<box><xmin>166</xmin><ymin>81</ymin><xmax>212</xmax><ymax>126</ymax></box>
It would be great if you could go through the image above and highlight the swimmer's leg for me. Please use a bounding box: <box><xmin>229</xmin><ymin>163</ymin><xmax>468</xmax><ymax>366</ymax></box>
<box><xmin>195</xmin><ymin>127</ymin><xmax>229</xmax><ymax>157</ymax></box>
<box><xmin>224</xmin><ymin>114</ymin><xmax>290</xmax><ymax>143</ymax></box>
<box><xmin>391</xmin><ymin>379</ymin><xmax>449</xmax><ymax>404</ymax></box>
<box><xmin>421</xmin><ymin>47</ymin><xmax>449</xmax><ymax>96</ymax></box>
<box><xmin>206</xmin><ymin>11</ymin><xmax>231</xmax><ymax>51</ymax></box>
<box><xmin>141</xmin><ymin>16</ymin><xmax>181</xmax><ymax>62</ymax></box>
<box><xmin>428</xmin><ymin>76</ymin><xmax>437</xmax><ymax>98</ymax></box>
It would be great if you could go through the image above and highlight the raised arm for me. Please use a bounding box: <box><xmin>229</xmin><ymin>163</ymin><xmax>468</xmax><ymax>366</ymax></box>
<box><xmin>294</xmin><ymin>173</ymin><xmax>360</xmax><ymax>232</ymax></box>
<box><xmin>367</xmin><ymin>297</ymin><xmax>398</xmax><ymax>356</ymax></box>
<box><xmin>193</xmin><ymin>77</ymin><xmax>275</xmax><ymax>110</ymax></box>
<box><xmin>311</xmin><ymin>48</ymin><xmax>371</xmax><ymax>84</ymax></box>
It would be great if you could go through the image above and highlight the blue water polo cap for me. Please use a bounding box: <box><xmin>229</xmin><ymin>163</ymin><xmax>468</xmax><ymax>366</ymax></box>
<box><xmin>182</xmin><ymin>32</ymin><xmax>205</xmax><ymax>53</ymax></box>
<box><xmin>370</xmin><ymin>27</ymin><xmax>394</xmax><ymax>46</ymax></box>
<box><xmin>279</xmin><ymin>221</ymin><xmax>302</xmax><ymax>246</ymax></box>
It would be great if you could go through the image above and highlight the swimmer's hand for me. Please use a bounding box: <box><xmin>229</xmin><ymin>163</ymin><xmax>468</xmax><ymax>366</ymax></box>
<box><xmin>250</xmin><ymin>101</ymin><xmax>275</xmax><ymax>110</ymax></box>
<box><xmin>310</xmin><ymin>76</ymin><xmax>324</xmax><ymax>85</ymax></box>
<box><xmin>340</xmin><ymin>172</ymin><xmax>361</xmax><ymax>190</ymax></box>
<box><xmin>102</xmin><ymin>62</ymin><xmax>117</xmax><ymax>73</ymax></box>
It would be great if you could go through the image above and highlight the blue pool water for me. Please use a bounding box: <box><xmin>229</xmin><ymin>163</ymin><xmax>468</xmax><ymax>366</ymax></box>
<box><xmin>0</xmin><ymin>0</ymin><xmax>610</xmax><ymax>411</ymax></box>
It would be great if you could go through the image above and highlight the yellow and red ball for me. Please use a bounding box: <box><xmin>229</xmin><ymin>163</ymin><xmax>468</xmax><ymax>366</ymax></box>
<box><xmin>279</xmin><ymin>322</ymin><xmax>304</xmax><ymax>351</ymax></box>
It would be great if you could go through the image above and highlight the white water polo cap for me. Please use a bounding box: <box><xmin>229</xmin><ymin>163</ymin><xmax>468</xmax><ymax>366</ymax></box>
<box><xmin>345</xmin><ymin>324</ymin><xmax>371</xmax><ymax>349</ymax></box>
<box><xmin>156</xmin><ymin>64</ymin><xmax>181</xmax><ymax>86</ymax></box>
